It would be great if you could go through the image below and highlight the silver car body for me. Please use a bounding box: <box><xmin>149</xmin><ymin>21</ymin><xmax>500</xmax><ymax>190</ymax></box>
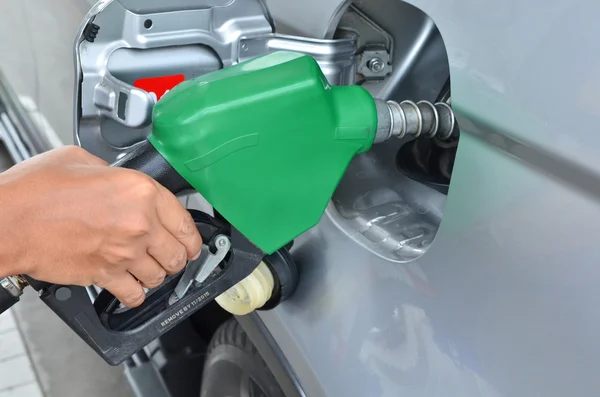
<box><xmin>257</xmin><ymin>1</ymin><xmax>600</xmax><ymax>396</ymax></box>
<box><xmin>7</xmin><ymin>1</ymin><xmax>599</xmax><ymax>396</ymax></box>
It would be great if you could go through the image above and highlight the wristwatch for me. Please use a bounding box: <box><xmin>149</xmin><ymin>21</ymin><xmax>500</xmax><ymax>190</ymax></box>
<box><xmin>0</xmin><ymin>276</ymin><xmax>27</xmax><ymax>313</ymax></box>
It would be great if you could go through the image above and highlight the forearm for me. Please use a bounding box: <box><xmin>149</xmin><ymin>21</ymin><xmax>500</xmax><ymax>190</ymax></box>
<box><xmin>0</xmin><ymin>261</ymin><xmax>19</xmax><ymax>279</ymax></box>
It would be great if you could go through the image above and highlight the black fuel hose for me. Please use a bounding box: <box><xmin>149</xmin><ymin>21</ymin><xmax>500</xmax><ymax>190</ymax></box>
<box><xmin>111</xmin><ymin>140</ymin><xmax>191</xmax><ymax>194</ymax></box>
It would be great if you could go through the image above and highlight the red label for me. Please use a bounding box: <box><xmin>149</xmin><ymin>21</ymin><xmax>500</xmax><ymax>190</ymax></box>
<box><xmin>134</xmin><ymin>74</ymin><xmax>185</xmax><ymax>101</ymax></box>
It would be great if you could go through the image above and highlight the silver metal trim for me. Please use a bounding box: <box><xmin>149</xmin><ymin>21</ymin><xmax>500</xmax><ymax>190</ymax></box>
<box><xmin>1</xmin><ymin>277</ymin><xmax>24</xmax><ymax>298</ymax></box>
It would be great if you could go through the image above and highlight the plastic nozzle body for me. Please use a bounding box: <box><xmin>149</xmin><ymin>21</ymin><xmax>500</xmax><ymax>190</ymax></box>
<box><xmin>149</xmin><ymin>51</ymin><xmax>378</xmax><ymax>254</ymax></box>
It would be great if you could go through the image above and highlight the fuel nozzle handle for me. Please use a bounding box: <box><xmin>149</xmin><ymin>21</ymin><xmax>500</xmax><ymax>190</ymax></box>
<box><xmin>111</xmin><ymin>140</ymin><xmax>191</xmax><ymax>195</ymax></box>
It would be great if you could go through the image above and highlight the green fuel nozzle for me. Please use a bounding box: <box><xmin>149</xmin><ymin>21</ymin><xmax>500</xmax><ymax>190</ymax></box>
<box><xmin>148</xmin><ymin>51</ymin><xmax>372</xmax><ymax>254</ymax></box>
<box><xmin>147</xmin><ymin>51</ymin><xmax>457</xmax><ymax>254</ymax></box>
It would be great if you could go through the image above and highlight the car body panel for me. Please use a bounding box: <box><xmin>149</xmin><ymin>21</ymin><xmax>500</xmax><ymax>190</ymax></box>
<box><xmin>7</xmin><ymin>1</ymin><xmax>600</xmax><ymax>397</ymax></box>
<box><xmin>259</xmin><ymin>1</ymin><xmax>600</xmax><ymax>397</ymax></box>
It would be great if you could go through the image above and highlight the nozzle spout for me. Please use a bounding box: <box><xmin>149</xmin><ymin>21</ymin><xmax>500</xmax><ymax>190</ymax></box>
<box><xmin>374</xmin><ymin>99</ymin><xmax>458</xmax><ymax>144</ymax></box>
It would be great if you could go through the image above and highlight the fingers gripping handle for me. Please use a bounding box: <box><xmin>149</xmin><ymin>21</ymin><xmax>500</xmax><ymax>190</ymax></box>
<box><xmin>111</xmin><ymin>140</ymin><xmax>191</xmax><ymax>194</ymax></box>
<box><xmin>9</xmin><ymin>143</ymin><xmax>268</xmax><ymax>365</ymax></box>
<box><xmin>36</xmin><ymin>214</ymin><xmax>264</xmax><ymax>366</ymax></box>
<box><xmin>0</xmin><ymin>141</ymin><xmax>190</xmax><ymax>318</ymax></box>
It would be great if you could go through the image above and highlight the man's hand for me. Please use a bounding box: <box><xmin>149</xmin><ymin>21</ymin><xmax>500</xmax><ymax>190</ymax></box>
<box><xmin>0</xmin><ymin>146</ymin><xmax>202</xmax><ymax>308</ymax></box>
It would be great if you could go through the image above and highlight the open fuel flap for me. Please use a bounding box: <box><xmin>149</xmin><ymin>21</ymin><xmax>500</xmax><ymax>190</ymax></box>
<box><xmin>73</xmin><ymin>0</ymin><xmax>376</xmax><ymax>164</ymax></box>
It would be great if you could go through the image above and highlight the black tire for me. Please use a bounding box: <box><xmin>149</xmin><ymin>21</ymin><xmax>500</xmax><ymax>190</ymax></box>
<box><xmin>200</xmin><ymin>318</ymin><xmax>285</xmax><ymax>397</ymax></box>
